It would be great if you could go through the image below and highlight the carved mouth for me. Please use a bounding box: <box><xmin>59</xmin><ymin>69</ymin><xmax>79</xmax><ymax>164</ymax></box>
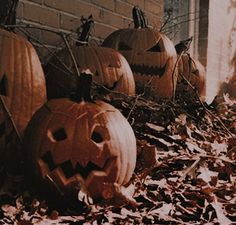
<box><xmin>130</xmin><ymin>64</ymin><xmax>166</xmax><ymax>77</ymax></box>
<box><xmin>41</xmin><ymin>151</ymin><xmax>106</xmax><ymax>180</ymax></box>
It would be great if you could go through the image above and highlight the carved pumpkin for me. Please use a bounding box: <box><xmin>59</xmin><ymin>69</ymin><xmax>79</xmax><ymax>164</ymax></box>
<box><xmin>0</xmin><ymin>28</ymin><xmax>46</xmax><ymax>158</ymax></box>
<box><xmin>177</xmin><ymin>53</ymin><xmax>206</xmax><ymax>98</ymax></box>
<box><xmin>46</xmin><ymin>16</ymin><xmax>135</xmax><ymax>99</ymax></box>
<box><xmin>24</xmin><ymin>73</ymin><xmax>137</xmax><ymax>199</ymax></box>
<box><xmin>103</xmin><ymin>7</ymin><xmax>177</xmax><ymax>97</ymax></box>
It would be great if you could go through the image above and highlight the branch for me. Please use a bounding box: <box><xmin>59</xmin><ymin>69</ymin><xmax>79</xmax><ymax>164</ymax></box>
<box><xmin>17</xmin><ymin>27</ymin><xmax>73</xmax><ymax>76</ymax></box>
<box><xmin>0</xmin><ymin>96</ymin><xmax>22</xmax><ymax>145</ymax></box>
<box><xmin>162</xmin><ymin>15</ymin><xmax>207</xmax><ymax>33</ymax></box>
<box><xmin>61</xmin><ymin>33</ymin><xmax>80</xmax><ymax>77</ymax></box>
<box><xmin>126</xmin><ymin>78</ymin><xmax>153</xmax><ymax>120</ymax></box>
<box><xmin>171</xmin><ymin>51</ymin><xmax>185</xmax><ymax>101</ymax></box>
<box><xmin>161</xmin><ymin>10</ymin><xmax>200</xmax><ymax>31</ymax></box>
<box><xmin>1</xmin><ymin>23</ymin><xmax>70</xmax><ymax>35</ymax></box>
<box><xmin>160</xmin><ymin>9</ymin><xmax>171</xmax><ymax>32</ymax></box>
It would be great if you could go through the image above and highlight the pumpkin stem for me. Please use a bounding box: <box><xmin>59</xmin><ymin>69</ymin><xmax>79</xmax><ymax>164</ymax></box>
<box><xmin>132</xmin><ymin>6</ymin><xmax>147</xmax><ymax>28</ymax></box>
<box><xmin>175</xmin><ymin>37</ymin><xmax>193</xmax><ymax>54</ymax></box>
<box><xmin>139</xmin><ymin>8</ymin><xmax>148</xmax><ymax>28</ymax></box>
<box><xmin>0</xmin><ymin>0</ymin><xmax>19</xmax><ymax>30</ymax></box>
<box><xmin>76</xmin><ymin>15</ymin><xmax>94</xmax><ymax>46</ymax></box>
<box><xmin>72</xmin><ymin>70</ymin><xmax>93</xmax><ymax>103</ymax></box>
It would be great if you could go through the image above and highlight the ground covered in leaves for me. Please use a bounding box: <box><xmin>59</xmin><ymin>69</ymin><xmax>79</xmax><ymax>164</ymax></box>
<box><xmin>0</xmin><ymin>91</ymin><xmax>236</xmax><ymax>225</ymax></box>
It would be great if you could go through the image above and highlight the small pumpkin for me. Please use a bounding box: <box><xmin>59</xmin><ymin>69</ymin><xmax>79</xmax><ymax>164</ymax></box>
<box><xmin>0</xmin><ymin>1</ymin><xmax>46</xmax><ymax>171</ymax></box>
<box><xmin>24</xmin><ymin>72</ymin><xmax>137</xmax><ymax>199</ymax></box>
<box><xmin>103</xmin><ymin>6</ymin><xmax>177</xmax><ymax>97</ymax></box>
<box><xmin>46</xmin><ymin>16</ymin><xmax>135</xmax><ymax>99</ymax></box>
<box><xmin>176</xmin><ymin>53</ymin><xmax>206</xmax><ymax>98</ymax></box>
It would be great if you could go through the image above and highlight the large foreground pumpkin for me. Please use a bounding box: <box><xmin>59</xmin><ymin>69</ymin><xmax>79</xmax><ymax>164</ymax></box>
<box><xmin>103</xmin><ymin>7</ymin><xmax>177</xmax><ymax>97</ymax></box>
<box><xmin>24</xmin><ymin>73</ymin><xmax>136</xmax><ymax>199</ymax></box>
<box><xmin>0</xmin><ymin>28</ymin><xmax>46</xmax><ymax>153</ymax></box>
<box><xmin>46</xmin><ymin>16</ymin><xmax>135</xmax><ymax>99</ymax></box>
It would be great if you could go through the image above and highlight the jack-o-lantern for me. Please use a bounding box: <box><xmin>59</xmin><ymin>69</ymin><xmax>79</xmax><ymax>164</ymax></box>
<box><xmin>102</xmin><ymin>7</ymin><xmax>177</xmax><ymax>97</ymax></box>
<box><xmin>176</xmin><ymin>53</ymin><xmax>206</xmax><ymax>98</ymax></box>
<box><xmin>0</xmin><ymin>3</ymin><xmax>46</xmax><ymax>172</ymax></box>
<box><xmin>45</xmin><ymin>15</ymin><xmax>135</xmax><ymax>99</ymax></box>
<box><xmin>24</xmin><ymin>72</ymin><xmax>137</xmax><ymax>199</ymax></box>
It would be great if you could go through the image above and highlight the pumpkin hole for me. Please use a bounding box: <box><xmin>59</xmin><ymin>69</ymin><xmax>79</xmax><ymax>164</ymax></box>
<box><xmin>75</xmin><ymin>161</ymin><xmax>102</xmax><ymax>179</ymax></box>
<box><xmin>48</xmin><ymin>128</ymin><xmax>67</xmax><ymax>142</ymax></box>
<box><xmin>41</xmin><ymin>151</ymin><xmax>56</xmax><ymax>171</ymax></box>
<box><xmin>118</xmin><ymin>42</ymin><xmax>132</xmax><ymax>51</ymax></box>
<box><xmin>0</xmin><ymin>74</ymin><xmax>8</xmax><ymax>96</ymax></box>
<box><xmin>60</xmin><ymin>160</ymin><xmax>75</xmax><ymax>178</ymax></box>
<box><xmin>91</xmin><ymin>131</ymin><xmax>103</xmax><ymax>143</ymax></box>
<box><xmin>147</xmin><ymin>43</ymin><xmax>162</xmax><ymax>52</ymax></box>
<box><xmin>0</xmin><ymin>122</ymin><xmax>5</xmax><ymax>138</ymax></box>
<box><xmin>5</xmin><ymin>129</ymin><xmax>14</xmax><ymax>144</ymax></box>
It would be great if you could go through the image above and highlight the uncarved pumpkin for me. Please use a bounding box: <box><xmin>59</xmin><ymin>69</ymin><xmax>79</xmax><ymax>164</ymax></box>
<box><xmin>177</xmin><ymin>53</ymin><xmax>206</xmax><ymax>98</ymax></box>
<box><xmin>103</xmin><ymin>7</ymin><xmax>177</xmax><ymax>97</ymax></box>
<box><xmin>0</xmin><ymin>28</ymin><xmax>46</xmax><ymax>152</ymax></box>
<box><xmin>24</xmin><ymin>73</ymin><xmax>136</xmax><ymax>199</ymax></box>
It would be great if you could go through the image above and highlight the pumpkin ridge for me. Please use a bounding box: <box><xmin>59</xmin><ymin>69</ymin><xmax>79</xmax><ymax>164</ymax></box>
<box><xmin>71</xmin><ymin>112</ymin><xmax>81</xmax><ymax>164</ymax></box>
<box><xmin>90</xmin><ymin>47</ymin><xmax>105</xmax><ymax>84</ymax></box>
<box><xmin>10</xmin><ymin>34</ymin><xmax>18</xmax><ymax>130</ymax></box>
<box><xmin>26</xmin><ymin>41</ymin><xmax>34</xmax><ymax>128</ymax></box>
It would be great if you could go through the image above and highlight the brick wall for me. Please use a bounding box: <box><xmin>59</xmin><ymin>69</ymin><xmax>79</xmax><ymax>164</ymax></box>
<box><xmin>17</xmin><ymin>0</ymin><xmax>164</xmax><ymax>62</ymax></box>
<box><xmin>204</xmin><ymin>0</ymin><xmax>236</xmax><ymax>103</ymax></box>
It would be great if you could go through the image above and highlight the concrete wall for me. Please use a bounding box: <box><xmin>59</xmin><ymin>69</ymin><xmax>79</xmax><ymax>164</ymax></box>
<box><xmin>17</xmin><ymin>0</ymin><xmax>164</xmax><ymax>62</ymax></box>
<box><xmin>205</xmin><ymin>0</ymin><xmax>236</xmax><ymax>103</ymax></box>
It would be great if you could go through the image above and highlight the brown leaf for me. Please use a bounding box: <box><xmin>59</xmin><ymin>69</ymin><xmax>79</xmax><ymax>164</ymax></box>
<box><xmin>17</xmin><ymin>221</ymin><xmax>33</xmax><ymax>225</ymax></box>
<box><xmin>140</xmin><ymin>144</ymin><xmax>157</xmax><ymax>168</ymax></box>
<box><xmin>49</xmin><ymin>210</ymin><xmax>59</xmax><ymax>220</ymax></box>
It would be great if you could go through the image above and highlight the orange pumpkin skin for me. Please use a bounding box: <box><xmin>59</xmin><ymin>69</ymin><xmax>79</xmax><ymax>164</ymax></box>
<box><xmin>0</xmin><ymin>29</ymin><xmax>46</xmax><ymax>148</ymax></box>
<box><xmin>177</xmin><ymin>54</ymin><xmax>206</xmax><ymax>98</ymax></box>
<box><xmin>103</xmin><ymin>28</ymin><xmax>177</xmax><ymax>97</ymax></box>
<box><xmin>24</xmin><ymin>98</ymin><xmax>137</xmax><ymax>199</ymax></box>
<box><xmin>46</xmin><ymin>46</ymin><xmax>135</xmax><ymax>99</ymax></box>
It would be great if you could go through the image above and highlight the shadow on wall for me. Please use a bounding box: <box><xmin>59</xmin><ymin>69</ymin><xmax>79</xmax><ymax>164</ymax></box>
<box><xmin>231</xmin><ymin>50</ymin><xmax>236</xmax><ymax>73</ymax></box>
<box><xmin>229</xmin><ymin>0</ymin><xmax>236</xmax><ymax>72</ymax></box>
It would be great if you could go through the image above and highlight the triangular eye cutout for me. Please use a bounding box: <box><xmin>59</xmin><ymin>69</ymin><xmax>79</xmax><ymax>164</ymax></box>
<box><xmin>0</xmin><ymin>74</ymin><xmax>8</xmax><ymax>96</ymax></box>
<box><xmin>118</xmin><ymin>42</ymin><xmax>132</xmax><ymax>51</ymax></box>
<box><xmin>147</xmin><ymin>42</ymin><xmax>162</xmax><ymax>52</ymax></box>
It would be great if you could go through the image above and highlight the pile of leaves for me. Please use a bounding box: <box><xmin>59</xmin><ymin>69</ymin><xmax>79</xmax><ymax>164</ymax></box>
<box><xmin>0</xmin><ymin>91</ymin><xmax>236</xmax><ymax>225</ymax></box>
